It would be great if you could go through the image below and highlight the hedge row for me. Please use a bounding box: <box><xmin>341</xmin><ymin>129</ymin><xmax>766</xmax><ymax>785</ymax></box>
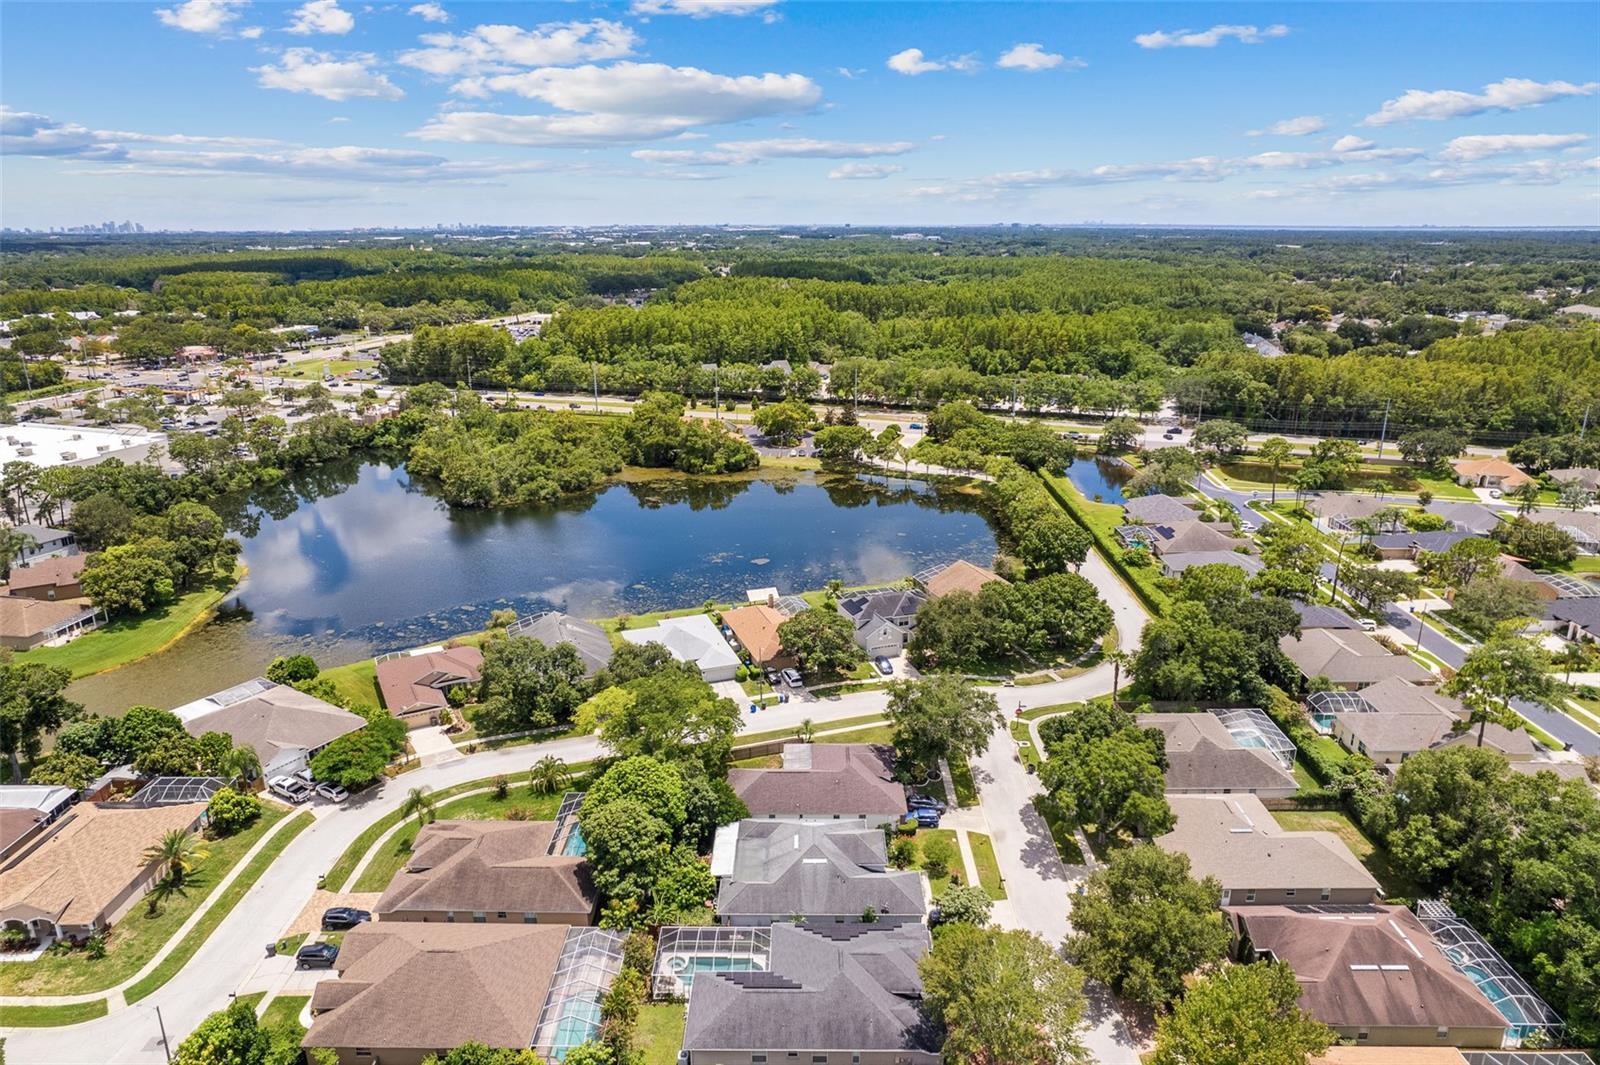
<box><xmin>1038</xmin><ymin>471</ymin><xmax>1171</xmax><ymax>613</ymax></box>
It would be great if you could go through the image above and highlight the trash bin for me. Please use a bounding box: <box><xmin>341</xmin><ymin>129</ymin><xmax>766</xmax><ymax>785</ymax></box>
<box><xmin>266</xmin><ymin>942</ymin><xmax>277</xmax><ymax>958</ymax></box>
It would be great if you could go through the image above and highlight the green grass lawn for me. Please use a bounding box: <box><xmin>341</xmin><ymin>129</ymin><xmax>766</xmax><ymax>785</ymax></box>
<box><xmin>1212</xmin><ymin>461</ymin><xmax>1478</xmax><ymax>501</ymax></box>
<box><xmin>0</xmin><ymin>806</ymin><xmax>290</xmax><ymax>998</ymax></box>
<box><xmin>283</xmin><ymin>358</ymin><xmax>375</xmax><ymax>379</ymax></box>
<box><xmin>0</xmin><ymin>998</ymin><xmax>109</xmax><ymax>1027</ymax></box>
<box><xmin>637</xmin><ymin>1001</ymin><xmax>688</xmax><ymax>1065</ymax></box>
<box><xmin>736</xmin><ymin>712</ymin><xmax>886</xmax><ymax>747</ymax></box>
<box><xmin>1549</xmin><ymin>555</ymin><xmax>1600</xmax><ymax>574</ymax></box>
<box><xmin>1010</xmin><ymin>722</ymin><xmax>1041</xmax><ymax>769</ymax></box>
<box><xmin>352</xmin><ymin>788</ymin><xmax>568</xmax><ymax>893</ymax></box>
<box><xmin>913</xmin><ymin>828</ymin><xmax>960</xmax><ymax>894</ymax></box>
<box><xmin>1270</xmin><ymin>809</ymin><xmax>1421</xmax><ymax>901</ymax></box>
<box><xmin>966</xmin><ymin>832</ymin><xmax>1007</xmax><ymax>900</ymax></box>
<box><xmin>1034</xmin><ymin>794</ymin><xmax>1086</xmax><ymax>866</ymax></box>
<box><xmin>260</xmin><ymin>994</ymin><xmax>309</xmax><ymax>1033</ymax></box>
<box><xmin>1040</xmin><ymin>472</ymin><xmax>1170</xmax><ymax>612</ymax></box>
<box><xmin>949</xmin><ymin>759</ymin><xmax>978</xmax><ymax>807</ymax></box>
<box><xmin>1291</xmin><ymin>758</ymin><xmax>1322</xmax><ymax>792</ymax></box>
<box><xmin>810</xmin><ymin>723</ymin><xmax>895</xmax><ymax>746</ymax></box>
<box><xmin>730</xmin><ymin>753</ymin><xmax>782</xmax><ymax>769</ymax></box>
<box><xmin>1017</xmin><ymin>700</ymin><xmax>1085</xmax><ymax>722</ymax></box>
<box><xmin>13</xmin><ymin>565</ymin><xmax>242</xmax><ymax>679</ymax></box>
<box><xmin>274</xmin><ymin>931</ymin><xmax>309</xmax><ymax>956</ymax></box>
<box><xmin>317</xmin><ymin>657</ymin><xmax>382</xmax><ymax>710</ymax></box>
<box><xmin>125</xmin><ymin>811</ymin><xmax>314</xmax><ymax>1004</ymax></box>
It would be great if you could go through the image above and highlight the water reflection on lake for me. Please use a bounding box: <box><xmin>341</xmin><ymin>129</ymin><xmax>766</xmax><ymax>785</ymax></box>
<box><xmin>68</xmin><ymin>461</ymin><xmax>998</xmax><ymax>715</ymax></box>
<box><xmin>1062</xmin><ymin>457</ymin><xmax>1137</xmax><ymax>504</ymax></box>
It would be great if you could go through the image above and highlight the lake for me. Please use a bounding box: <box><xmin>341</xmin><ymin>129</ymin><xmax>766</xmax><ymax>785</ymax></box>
<box><xmin>1062</xmin><ymin>457</ymin><xmax>1137</xmax><ymax>504</ymax></box>
<box><xmin>67</xmin><ymin>461</ymin><xmax>999</xmax><ymax>715</ymax></box>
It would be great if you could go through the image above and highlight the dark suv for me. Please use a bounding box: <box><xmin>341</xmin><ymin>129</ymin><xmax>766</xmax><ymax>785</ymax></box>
<box><xmin>296</xmin><ymin>942</ymin><xmax>340</xmax><ymax>970</ymax></box>
<box><xmin>321</xmin><ymin>907</ymin><xmax>371</xmax><ymax>931</ymax></box>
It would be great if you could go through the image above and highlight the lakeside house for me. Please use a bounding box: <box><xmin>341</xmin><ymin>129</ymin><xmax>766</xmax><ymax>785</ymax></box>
<box><xmin>303</xmin><ymin>923</ymin><xmax>628</xmax><ymax>1065</ymax></box>
<box><xmin>0</xmin><ymin>785</ymin><xmax>75</xmax><ymax>862</ymax></box>
<box><xmin>680</xmin><ymin>922</ymin><xmax>940</xmax><ymax>1065</ymax></box>
<box><xmin>1121</xmin><ymin>493</ymin><xmax>1203</xmax><ymax>526</ymax></box>
<box><xmin>373</xmin><ymin>820</ymin><xmax>596</xmax><ymax>925</ymax></box>
<box><xmin>0</xmin><ymin>801</ymin><xmax>207</xmax><ymax>946</ymax></box>
<box><xmin>836</xmin><ymin>587</ymin><xmax>926</xmax><ymax>658</ymax></box>
<box><xmin>505</xmin><ymin>611</ymin><xmax>615</xmax><ymax>676</ymax></box>
<box><xmin>728</xmin><ymin>744</ymin><xmax>908</xmax><ymax>826</ymax></box>
<box><xmin>721</xmin><ymin>603</ymin><xmax>796</xmax><ymax>669</ymax></box>
<box><xmin>173</xmin><ymin>677</ymin><xmax>366</xmax><ymax>779</ymax></box>
<box><xmin>1278</xmin><ymin>628</ymin><xmax>1435</xmax><ymax>689</ymax></box>
<box><xmin>2</xmin><ymin>554</ymin><xmax>86</xmax><ymax>600</ymax></box>
<box><xmin>916</xmin><ymin>558</ymin><xmax>1006</xmax><ymax>599</ymax></box>
<box><xmin>1156</xmin><ymin>794</ymin><xmax>1381</xmax><ymax>906</ymax></box>
<box><xmin>374</xmin><ymin>644</ymin><xmax>484</xmax><ymax>728</ymax></box>
<box><xmin>1228</xmin><ymin>904</ymin><xmax>1508</xmax><ymax>1048</ymax></box>
<box><xmin>711</xmin><ymin>820</ymin><xmax>925</xmax><ymax>927</ymax></box>
<box><xmin>0</xmin><ymin>596</ymin><xmax>101</xmax><ymax>651</ymax></box>
<box><xmin>1138</xmin><ymin>712</ymin><xmax>1299</xmax><ymax>799</ymax></box>
<box><xmin>621</xmin><ymin>613</ymin><xmax>741</xmax><ymax>682</ymax></box>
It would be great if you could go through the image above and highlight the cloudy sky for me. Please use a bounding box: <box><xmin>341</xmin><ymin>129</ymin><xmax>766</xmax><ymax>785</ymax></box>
<box><xmin>2</xmin><ymin>0</ymin><xmax>1597</xmax><ymax>229</ymax></box>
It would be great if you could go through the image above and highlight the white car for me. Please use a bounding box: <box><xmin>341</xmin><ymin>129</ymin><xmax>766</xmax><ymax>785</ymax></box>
<box><xmin>1241</xmin><ymin>520</ymin><xmax>1258</xmax><ymax>533</ymax></box>
<box><xmin>267</xmin><ymin>776</ymin><xmax>313</xmax><ymax>804</ymax></box>
<box><xmin>1358</xmin><ymin>619</ymin><xmax>1379</xmax><ymax>633</ymax></box>
<box><xmin>780</xmin><ymin>668</ymin><xmax>804</xmax><ymax>688</ymax></box>
<box><xmin>315</xmin><ymin>782</ymin><xmax>349</xmax><ymax>803</ymax></box>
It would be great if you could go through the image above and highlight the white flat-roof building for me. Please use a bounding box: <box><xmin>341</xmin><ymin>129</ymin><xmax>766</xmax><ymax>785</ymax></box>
<box><xmin>0</xmin><ymin>424</ymin><xmax>166</xmax><ymax>471</ymax></box>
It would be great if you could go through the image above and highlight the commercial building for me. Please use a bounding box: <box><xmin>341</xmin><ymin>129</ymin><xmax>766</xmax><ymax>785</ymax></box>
<box><xmin>728</xmin><ymin>744</ymin><xmax>907</xmax><ymax>826</ymax></box>
<box><xmin>0</xmin><ymin>424</ymin><xmax>167</xmax><ymax>472</ymax></box>
<box><xmin>374</xmin><ymin>820</ymin><xmax>596</xmax><ymax>925</ymax></box>
<box><xmin>712</xmin><ymin>820</ymin><xmax>925</xmax><ymax>927</ymax></box>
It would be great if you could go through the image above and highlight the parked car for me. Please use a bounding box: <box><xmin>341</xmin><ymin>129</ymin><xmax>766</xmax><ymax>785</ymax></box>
<box><xmin>316</xmin><ymin>782</ymin><xmax>349</xmax><ymax>803</ymax></box>
<box><xmin>1358</xmin><ymin>618</ymin><xmax>1379</xmax><ymax>633</ymax></box>
<box><xmin>296</xmin><ymin>942</ymin><xmax>340</xmax><ymax>969</ymax></box>
<box><xmin>907</xmin><ymin>794</ymin><xmax>946</xmax><ymax>813</ymax></box>
<box><xmin>293</xmin><ymin>768</ymin><xmax>316</xmax><ymax>788</ymax></box>
<box><xmin>779</xmin><ymin>667</ymin><xmax>804</xmax><ymax>688</ymax></box>
<box><xmin>911</xmin><ymin>807</ymin><xmax>942</xmax><ymax>828</ymax></box>
<box><xmin>1488</xmin><ymin>488</ymin><xmax>1503</xmax><ymax>499</ymax></box>
<box><xmin>267</xmin><ymin>776</ymin><xmax>313</xmax><ymax>804</ymax></box>
<box><xmin>907</xmin><ymin>422</ymin><xmax>925</xmax><ymax>430</ymax></box>
<box><xmin>321</xmin><ymin>907</ymin><xmax>370</xmax><ymax>931</ymax></box>
<box><xmin>873</xmin><ymin>656</ymin><xmax>894</xmax><ymax>676</ymax></box>
<box><xmin>1240</xmin><ymin>520</ymin><xmax>1258</xmax><ymax>532</ymax></box>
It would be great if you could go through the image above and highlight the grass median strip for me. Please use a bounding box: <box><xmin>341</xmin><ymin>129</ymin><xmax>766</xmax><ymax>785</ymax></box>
<box><xmin>0</xmin><ymin>998</ymin><xmax>109</xmax><ymax>1027</ymax></box>
<box><xmin>967</xmin><ymin>831</ymin><xmax>1007</xmax><ymax>900</ymax></box>
<box><xmin>124</xmin><ymin>811</ymin><xmax>314</xmax><ymax>1005</ymax></box>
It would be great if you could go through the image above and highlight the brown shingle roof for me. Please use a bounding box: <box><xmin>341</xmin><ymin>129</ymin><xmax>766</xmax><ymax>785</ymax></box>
<box><xmin>176</xmin><ymin>680</ymin><xmax>365</xmax><ymax>773</ymax></box>
<box><xmin>1229</xmin><ymin>905</ymin><xmax>1506</xmax><ymax>1032</ymax></box>
<box><xmin>722</xmin><ymin>604</ymin><xmax>790</xmax><ymax>665</ymax></box>
<box><xmin>1157</xmin><ymin>795</ymin><xmax>1379</xmax><ymax>897</ymax></box>
<box><xmin>374</xmin><ymin>820</ymin><xmax>595</xmax><ymax>918</ymax></box>
<box><xmin>1452</xmin><ymin>458</ymin><xmax>1532</xmax><ymax>488</ymax></box>
<box><xmin>0</xmin><ymin>802</ymin><xmax>206</xmax><ymax>926</ymax></box>
<box><xmin>0</xmin><ymin>596</ymin><xmax>92</xmax><ymax>639</ymax></box>
<box><xmin>303</xmin><ymin>923</ymin><xmax>567</xmax><ymax>1052</ymax></box>
<box><xmin>1278</xmin><ymin>629</ymin><xmax>1434</xmax><ymax>686</ymax></box>
<box><xmin>728</xmin><ymin>744</ymin><xmax>907</xmax><ymax>818</ymax></box>
<box><xmin>921</xmin><ymin>559</ymin><xmax>1005</xmax><ymax>599</ymax></box>
<box><xmin>6</xmin><ymin>555</ymin><xmax>85</xmax><ymax>592</ymax></box>
<box><xmin>1139</xmin><ymin>714</ymin><xmax>1298</xmax><ymax>793</ymax></box>
<box><xmin>375</xmin><ymin>646</ymin><xmax>484</xmax><ymax>715</ymax></box>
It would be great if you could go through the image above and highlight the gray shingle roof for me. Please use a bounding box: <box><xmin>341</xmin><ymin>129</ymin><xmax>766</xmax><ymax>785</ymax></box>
<box><xmin>1122</xmin><ymin>493</ymin><xmax>1200</xmax><ymax>525</ymax></box>
<box><xmin>1278</xmin><ymin>629</ymin><xmax>1434</xmax><ymax>686</ymax></box>
<box><xmin>1371</xmin><ymin>531</ymin><xmax>1477</xmax><ymax>553</ymax></box>
<box><xmin>838</xmin><ymin>588</ymin><xmax>926</xmax><ymax>627</ymax></box>
<box><xmin>728</xmin><ymin>744</ymin><xmax>908</xmax><ymax>819</ymax></box>
<box><xmin>508</xmin><ymin>611</ymin><xmax>614</xmax><ymax>676</ymax></box>
<box><xmin>1292</xmin><ymin>602</ymin><xmax>1360</xmax><ymax>630</ymax></box>
<box><xmin>1139</xmin><ymin>713</ymin><xmax>1298</xmax><ymax>793</ymax></box>
<box><xmin>1157</xmin><ymin>795</ymin><xmax>1379</xmax><ymax>896</ymax></box>
<box><xmin>374</xmin><ymin>820</ymin><xmax>596</xmax><ymax>918</ymax></box>
<box><xmin>717</xmin><ymin>821</ymin><xmax>924</xmax><ymax>920</ymax></box>
<box><xmin>1161</xmin><ymin>551</ymin><xmax>1265</xmax><ymax>576</ymax></box>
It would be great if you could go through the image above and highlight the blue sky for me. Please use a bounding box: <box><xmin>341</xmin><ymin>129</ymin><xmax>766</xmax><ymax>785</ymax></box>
<box><xmin>2</xmin><ymin>1</ymin><xmax>1597</xmax><ymax>229</ymax></box>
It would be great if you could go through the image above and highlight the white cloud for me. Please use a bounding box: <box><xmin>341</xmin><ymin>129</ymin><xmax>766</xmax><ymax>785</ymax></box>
<box><xmin>398</xmin><ymin>20</ymin><xmax>638</xmax><ymax>77</ymax></box>
<box><xmin>633</xmin><ymin>137</ymin><xmax>915</xmax><ymax>166</ymax></box>
<box><xmin>1247</xmin><ymin>115</ymin><xmax>1325</xmax><ymax>137</ymax></box>
<box><xmin>1134</xmin><ymin>24</ymin><xmax>1288</xmax><ymax>49</ymax></box>
<box><xmin>997</xmin><ymin>43</ymin><xmax>1081</xmax><ymax>72</ymax></box>
<box><xmin>253</xmin><ymin>49</ymin><xmax>404</xmax><ymax>101</ymax></box>
<box><xmin>829</xmin><ymin>162</ymin><xmax>902</xmax><ymax>179</ymax></box>
<box><xmin>887</xmin><ymin>48</ymin><xmax>980</xmax><ymax>76</ymax></box>
<box><xmin>154</xmin><ymin>0</ymin><xmax>248</xmax><ymax>35</ymax></box>
<box><xmin>1440</xmin><ymin>132</ymin><xmax>1590</xmax><ymax>161</ymax></box>
<box><xmin>408</xmin><ymin>2</ymin><xmax>449</xmax><ymax>23</ymax></box>
<box><xmin>239</xmin><ymin>25</ymin><xmax>263</xmax><ymax>38</ymax></box>
<box><xmin>287</xmin><ymin>0</ymin><xmax>354</xmax><ymax>35</ymax></box>
<box><xmin>1364</xmin><ymin>77</ymin><xmax>1600</xmax><ymax>125</ymax></box>
<box><xmin>631</xmin><ymin>0</ymin><xmax>781</xmax><ymax>16</ymax></box>
<box><xmin>1331</xmin><ymin>134</ymin><xmax>1374</xmax><ymax>152</ymax></box>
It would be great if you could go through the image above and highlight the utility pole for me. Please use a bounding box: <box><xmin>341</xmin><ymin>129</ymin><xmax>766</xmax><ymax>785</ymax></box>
<box><xmin>852</xmin><ymin>366</ymin><xmax>858</xmax><ymax>418</ymax></box>
<box><xmin>591</xmin><ymin>361</ymin><xmax>599</xmax><ymax>412</ymax></box>
<box><xmin>1011</xmin><ymin>378</ymin><xmax>1018</xmax><ymax>419</ymax></box>
<box><xmin>1582</xmin><ymin>405</ymin><xmax>1592</xmax><ymax>441</ymax></box>
<box><xmin>155</xmin><ymin>1006</ymin><xmax>173</xmax><ymax>1064</ymax></box>
<box><xmin>1375</xmin><ymin>398</ymin><xmax>1392</xmax><ymax>461</ymax></box>
<box><xmin>713</xmin><ymin>365</ymin><xmax>720</xmax><ymax>421</ymax></box>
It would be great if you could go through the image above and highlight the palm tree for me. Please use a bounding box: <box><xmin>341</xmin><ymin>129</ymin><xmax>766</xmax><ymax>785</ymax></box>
<box><xmin>797</xmin><ymin>718</ymin><xmax>817</xmax><ymax>743</ymax></box>
<box><xmin>0</xmin><ymin>527</ymin><xmax>36</xmax><ymax>582</ymax></box>
<box><xmin>144</xmin><ymin>829</ymin><xmax>209</xmax><ymax>885</ymax></box>
<box><xmin>529</xmin><ymin>757</ymin><xmax>569</xmax><ymax>797</ymax></box>
<box><xmin>399</xmin><ymin>786</ymin><xmax>437</xmax><ymax>828</ymax></box>
<box><xmin>1561</xmin><ymin>642</ymin><xmax>1585</xmax><ymax>683</ymax></box>
<box><xmin>1107</xmin><ymin>650</ymin><xmax>1133</xmax><ymax>704</ymax></box>
<box><xmin>1510</xmin><ymin>480</ymin><xmax>1541</xmax><ymax>516</ymax></box>
<box><xmin>1257</xmin><ymin>437</ymin><xmax>1294</xmax><ymax>505</ymax></box>
<box><xmin>222</xmin><ymin>745</ymin><xmax>260</xmax><ymax>786</ymax></box>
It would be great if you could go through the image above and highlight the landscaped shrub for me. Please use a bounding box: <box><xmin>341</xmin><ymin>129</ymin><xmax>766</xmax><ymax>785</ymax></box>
<box><xmin>921</xmin><ymin>837</ymin><xmax>956</xmax><ymax>880</ymax></box>
<box><xmin>888</xmin><ymin>836</ymin><xmax>918</xmax><ymax>869</ymax></box>
<box><xmin>205</xmin><ymin>787</ymin><xmax>262</xmax><ymax>836</ymax></box>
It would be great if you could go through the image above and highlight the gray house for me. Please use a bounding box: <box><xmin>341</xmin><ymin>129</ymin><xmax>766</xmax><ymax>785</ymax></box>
<box><xmin>712</xmin><ymin>820</ymin><xmax>926</xmax><ymax>927</ymax></box>
<box><xmin>727</xmin><ymin>744</ymin><xmax>908</xmax><ymax>826</ymax></box>
<box><xmin>836</xmin><ymin>587</ymin><xmax>926</xmax><ymax>657</ymax></box>
<box><xmin>681</xmin><ymin>922</ymin><xmax>940</xmax><ymax>1065</ymax></box>
<box><xmin>505</xmin><ymin>611</ymin><xmax>614</xmax><ymax>676</ymax></box>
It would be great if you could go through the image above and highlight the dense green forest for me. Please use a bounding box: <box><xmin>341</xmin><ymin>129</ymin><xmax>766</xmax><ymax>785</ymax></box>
<box><xmin>4</xmin><ymin>228</ymin><xmax>1597</xmax><ymax>437</ymax></box>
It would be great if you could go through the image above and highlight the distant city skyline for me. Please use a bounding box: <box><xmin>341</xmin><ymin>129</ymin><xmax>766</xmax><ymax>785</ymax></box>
<box><xmin>1</xmin><ymin>1</ymin><xmax>1597</xmax><ymax>229</ymax></box>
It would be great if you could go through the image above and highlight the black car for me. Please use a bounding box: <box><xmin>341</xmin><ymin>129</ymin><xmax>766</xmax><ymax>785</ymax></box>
<box><xmin>296</xmin><ymin>942</ymin><xmax>340</xmax><ymax>969</ymax></box>
<box><xmin>321</xmin><ymin>907</ymin><xmax>371</xmax><ymax>931</ymax></box>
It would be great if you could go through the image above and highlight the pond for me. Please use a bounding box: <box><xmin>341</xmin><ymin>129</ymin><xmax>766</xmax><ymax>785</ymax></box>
<box><xmin>67</xmin><ymin>461</ymin><xmax>999</xmax><ymax>715</ymax></box>
<box><xmin>1061</xmin><ymin>457</ymin><xmax>1137</xmax><ymax>505</ymax></box>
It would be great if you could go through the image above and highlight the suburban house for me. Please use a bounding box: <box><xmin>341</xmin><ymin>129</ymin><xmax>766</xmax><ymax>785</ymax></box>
<box><xmin>0</xmin><ymin>801</ymin><xmax>207</xmax><ymax>946</ymax></box>
<box><xmin>6</xmin><ymin>524</ymin><xmax>74</xmax><ymax>564</ymax></box>
<box><xmin>1493</xmin><ymin>556</ymin><xmax>1559</xmax><ymax>602</ymax></box>
<box><xmin>1325</xmin><ymin>678</ymin><xmax>1535</xmax><ymax>765</ymax></box>
<box><xmin>1293</xmin><ymin>602</ymin><xmax>1363</xmax><ymax>630</ymax></box>
<box><xmin>1525</xmin><ymin>510</ymin><xmax>1600</xmax><ymax>555</ymax></box>
<box><xmin>711</xmin><ymin>820</ymin><xmax>925</xmax><ymax>927</ymax></box>
<box><xmin>1122</xmin><ymin>492</ymin><xmax>1202</xmax><ymax>526</ymax></box>
<box><xmin>680</xmin><ymin>922</ymin><xmax>940</xmax><ymax>1065</ymax></box>
<box><xmin>836</xmin><ymin>587</ymin><xmax>927</xmax><ymax>657</ymax></box>
<box><xmin>374</xmin><ymin>644</ymin><xmax>484</xmax><ymax>728</ymax></box>
<box><xmin>1228</xmin><ymin>905</ymin><xmax>1508</xmax><ymax>1048</ymax></box>
<box><xmin>1549</xmin><ymin>467</ymin><xmax>1600</xmax><ymax>492</ymax></box>
<box><xmin>0</xmin><ymin>785</ymin><xmax>75</xmax><ymax>862</ymax></box>
<box><xmin>1451</xmin><ymin>458</ymin><xmax>1532</xmax><ymax>491</ymax></box>
<box><xmin>916</xmin><ymin>558</ymin><xmax>1005</xmax><ymax>599</ymax></box>
<box><xmin>621</xmin><ymin>613</ymin><xmax>741</xmax><ymax>682</ymax></box>
<box><xmin>1160</xmin><ymin>551</ymin><xmax>1265</xmax><ymax>578</ymax></box>
<box><xmin>1121</xmin><ymin>519</ymin><xmax>1246</xmax><ymax>557</ymax></box>
<box><xmin>1138</xmin><ymin>712</ymin><xmax>1299</xmax><ymax>799</ymax></box>
<box><xmin>728</xmin><ymin>744</ymin><xmax>908</xmax><ymax>826</ymax></box>
<box><xmin>1156</xmin><ymin>795</ymin><xmax>1381</xmax><ymax>906</ymax></box>
<box><xmin>2</xmin><ymin>554</ymin><xmax>86</xmax><ymax>600</ymax></box>
<box><xmin>1547</xmin><ymin>598</ymin><xmax>1600</xmax><ymax>643</ymax></box>
<box><xmin>0</xmin><ymin>596</ymin><xmax>101</xmax><ymax>651</ymax></box>
<box><xmin>373</xmin><ymin>820</ymin><xmax>596</xmax><ymax>925</ymax></box>
<box><xmin>1278</xmin><ymin>628</ymin><xmax>1435</xmax><ymax>689</ymax></box>
<box><xmin>506</xmin><ymin>611</ymin><xmax>615</xmax><ymax>676</ymax></box>
<box><xmin>1306</xmin><ymin>494</ymin><xmax>1403</xmax><ymax>534</ymax></box>
<box><xmin>721</xmin><ymin>604</ymin><xmax>796</xmax><ymax>669</ymax></box>
<box><xmin>1424</xmin><ymin>502</ymin><xmax>1505</xmax><ymax>536</ymax></box>
<box><xmin>302</xmin><ymin>923</ymin><xmax>628</xmax><ymax>1065</ymax></box>
<box><xmin>173</xmin><ymin>677</ymin><xmax>367</xmax><ymax>779</ymax></box>
<box><xmin>1370</xmin><ymin>531</ymin><xmax>1479</xmax><ymax>561</ymax></box>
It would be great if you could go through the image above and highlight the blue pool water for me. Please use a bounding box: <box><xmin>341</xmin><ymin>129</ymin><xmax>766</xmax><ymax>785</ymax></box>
<box><xmin>561</xmin><ymin>826</ymin><xmax>588</xmax><ymax>857</ymax></box>
<box><xmin>666</xmin><ymin>954</ymin><xmax>762</xmax><ymax>991</ymax></box>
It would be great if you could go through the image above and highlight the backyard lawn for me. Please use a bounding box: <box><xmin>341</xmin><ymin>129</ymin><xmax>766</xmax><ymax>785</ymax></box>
<box><xmin>638</xmin><ymin>1001</ymin><xmax>688</xmax><ymax>1065</ymax></box>
<box><xmin>1270</xmin><ymin>809</ymin><xmax>1421</xmax><ymax>900</ymax></box>
<box><xmin>0</xmin><ymin>806</ymin><xmax>289</xmax><ymax>997</ymax></box>
<box><xmin>317</xmin><ymin>657</ymin><xmax>383</xmax><ymax>710</ymax></box>
<box><xmin>14</xmin><ymin>565</ymin><xmax>242</xmax><ymax>679</ymax></box>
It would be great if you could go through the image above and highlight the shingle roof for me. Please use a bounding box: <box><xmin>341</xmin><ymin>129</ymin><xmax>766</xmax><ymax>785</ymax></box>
<box><xmin>508</xmin><ymin>612</ymin><xmax>614</xmax><ymax>676</ymax></box>
<box><xmin>1278</xmin><ymin>629</ymin><xmax>1434</xmax><ymax>685</ymax></box>
<box><xmin>1548</xmin><ymin>597</ymin><xmax>1600</xmax><ymax>634</ymax></box>
<box><xmin>728</xmin><ymin>744</ymin><xmax>907</xmax><ymax>818</ymax></box>
<box><xmin>620</xmin><ymin>613</ymin><xmax>741</xmax><ymax>675</ymax></box>
<box><xmin>0</xmin><ymin>596</ymin><xmax>94</xmax><ymax>639</ymax></box>
<box><xmin>375</xmin><ymin>645</ymin><xmax>483</xmax><ymax>715</ymax></box>
<box><xmin>1229</xmin><ymin>905</ymin><xmax>1506</xmax><ymax>1032</ymax></box>
<box><xmin>1371</xmin><ymin>531</ymin><xmax>1477</xmax><ymax>554</ymax></box>
<box><xmin>303</xmin><ymin>923</ymin><xmax>566</xmax><ymax>1052</ymax></box>
<box><xmin>0</xmin><ymin>802</ymin><xmax>206</xmax><ymax>926</ymax></box>
<box><xmin>374</xmin><ymin>820</ymin><xmax>595</xmax><ymax>918</ymax></box>
<box><xmin>1122</xmin><ymin>493</ymin><xmax>1201</xmax><ymax>526</ymax></box>
<box><xmin>717</xmin><ymin>821</ymin><xmax>924</xmax><ymax>919</ymax></box>
<box><xmin>838</xmin><ymin>588</ymin><xmax>926</xmax><ymax>627</ymax></box>
<box><xmin>1453</xmin><ymin>458</ymin><xmax>1532</xmax><ymax>488</ymax></box>
<box><xmin>1148</xmin><ymin>520</ymin><xmax>1244</xmax><ymax>556</ymax></box>
<box><xmin>1138</xmin><ymin>714</ymin><xmax>1298</xmax><ymax>793</ymax></box>
<box><xmin>1306</xmin><ymin>495</ymin><xmax>1398</xmax><ymax>522</ymax></box>
<box><xmin>1157</xmin><ymin>795</ymin><xmax>1379</xmax><ymax>896</ymax></box>
<box><xmin>722</xmin><ymin>604</ymin><xmax>790</xmax><ymax>665</ymax></box>
<box><xmin>1293</xmin><ymin>602</ymin><xmax>1361</xmax><ymax>630</ymax></box>
<box><xmin>920</xmin><ymin>559</ymin><xmax>1005</xmax><ymax>599</ymax></box>
<box><xmin>682</xmin><ymin>922</ymin><xmax>935</xmax><ymax>1053</ymax></box>
<box><xmin>1161</xmin><ymin>551</ymin><xmax>1265</xmax><ymax>576</ymax></box>
<box><xmin>174</xmin><ymin>679</ymin><xmax>365</xmax><ymax>773</ymax></box>
<box><xmin>5</xmin><ymin>555</ymin><xmax>85</xmax><ymax>592</ymax></box>
<box><xmin>1425</xmin><ymin>502</ymin><xmax>1505</xmax><ymax>535</ymax></box>
<box><xmin>1549</xmin><ymin>467</ymin><xmax>1600</xmax><ymax>491</ymax></box>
